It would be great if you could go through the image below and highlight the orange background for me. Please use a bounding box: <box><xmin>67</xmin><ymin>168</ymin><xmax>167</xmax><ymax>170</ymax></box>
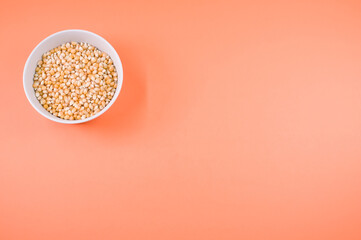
<box><xmin>1</xmin><ymin>0</ymin><xmax>361</xmax><ymax>239</ymax></box>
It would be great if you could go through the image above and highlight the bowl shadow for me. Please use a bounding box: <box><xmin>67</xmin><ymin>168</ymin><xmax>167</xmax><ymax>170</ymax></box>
<box><xmin>73</xmin><ymin>42</ymin><xmax>148</xmax><ymax>142</ymax></box>
<box><xmin>56</xmin><ymin>39</ymin><xmax>178</xmax><ymax>145</ymax></box>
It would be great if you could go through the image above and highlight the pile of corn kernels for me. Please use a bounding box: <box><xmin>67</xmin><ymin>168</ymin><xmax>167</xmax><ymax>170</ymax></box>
<box><xmin>32</xmin><ymin>42</ymin><xmax>117</xmax><ymax>120</ymax></box>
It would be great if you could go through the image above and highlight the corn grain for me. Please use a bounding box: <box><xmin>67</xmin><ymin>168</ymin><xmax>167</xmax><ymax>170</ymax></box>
<box><xmin>33</xmin><ymin>42</ymin><xmax>117</xmax><ymax>120</ymax></box>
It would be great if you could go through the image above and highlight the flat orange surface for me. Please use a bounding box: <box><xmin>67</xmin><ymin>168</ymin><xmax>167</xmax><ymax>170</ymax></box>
<box><xmin>1</xmin><ymin>0</ymin><xmax>361</xmax><ymax>239</ymax></box>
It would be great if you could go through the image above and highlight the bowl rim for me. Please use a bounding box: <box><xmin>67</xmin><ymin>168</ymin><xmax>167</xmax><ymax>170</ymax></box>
<box><xmin>23</xmin><ymin>29</ymin><xmax>123</xmax><ymax>124</ymax></box>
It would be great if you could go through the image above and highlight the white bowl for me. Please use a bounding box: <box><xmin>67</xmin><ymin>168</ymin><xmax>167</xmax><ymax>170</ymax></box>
<box><xmin>23</xmin><ymin>29</ymin><xmax>123</xmax><ymax>124</ymax></box>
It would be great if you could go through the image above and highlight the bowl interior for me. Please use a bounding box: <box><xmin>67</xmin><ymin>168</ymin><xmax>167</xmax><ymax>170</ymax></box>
<box><xmin>23</xmin><ymin>30</ymin><xmax>123</xmax><ymax>124</ymax></box>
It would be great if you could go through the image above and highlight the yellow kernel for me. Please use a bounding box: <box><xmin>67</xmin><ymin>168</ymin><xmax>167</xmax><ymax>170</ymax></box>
<box><xmin>33</xmin><ymin>42</ymin><xmax>116</xmax><ymax>121</ymax></box>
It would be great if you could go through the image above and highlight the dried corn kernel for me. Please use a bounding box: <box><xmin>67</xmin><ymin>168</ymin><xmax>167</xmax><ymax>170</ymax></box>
<box><xmin>33</xmin><ymin>42</ymin><xmax>117</xmax><ymax>120</ymax></box>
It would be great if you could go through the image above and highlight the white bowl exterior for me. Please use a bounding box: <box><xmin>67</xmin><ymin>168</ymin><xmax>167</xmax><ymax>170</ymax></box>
<box><xmin>23</xmin><ymin>30</ymin><xmax>123</xmax><ymax>124</ymax></box>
